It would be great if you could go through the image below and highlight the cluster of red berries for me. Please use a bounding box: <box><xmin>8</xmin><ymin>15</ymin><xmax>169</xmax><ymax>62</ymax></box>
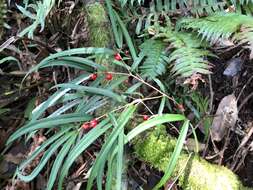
<box><xmin>89</xmin><ymin>53</ymin><xmax>123</xmax><ymax>82</ymax></box>
<box><xmin>89</xmin><ymin>73</ymin><xmax>113</xmax><ymax>81</ymax></box>
<box><xmin>81</xmin><ymin>119</ymin><xmax>98</xmax><ymax>130</ymax></box>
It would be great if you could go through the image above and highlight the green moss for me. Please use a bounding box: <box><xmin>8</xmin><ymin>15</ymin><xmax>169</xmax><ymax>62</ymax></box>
<box><xmin>85</xmin><ymin>2</ymin><xmax>113</xmax><ymax>71</ymax></box>
<box><xmin>134</xmin><ymin>128</ymin><xmax>252</xmax><ymax>190</ymax></box>
<box><xmin>86</xmin><ymin>2</ymin><xmax>111</xmax><ymax>48</ymax></box>
<box><xmin>134</xmin><ymin>126</ymin><xmax>176</xmax><ymax>170</ymax></box>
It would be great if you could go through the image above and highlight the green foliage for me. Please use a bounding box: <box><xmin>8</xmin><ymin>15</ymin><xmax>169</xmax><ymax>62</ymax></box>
<box><xmin>7</xmin><ymin>0</ymin><xmax>253</xmax><ymax>189</ymax></box>
<box><xmin>118</xmin><ymin>0</ymin><xmax>144</xmax><ymax>7</ymax></box>
<box><xmin>0</xmin><ymin>108</ymin><xmax>9</xmax><ymax>115</ymax></box>
<box><xmin>179</xmin><ymin>13</ymin><xmax>253</xmax><ymax>43</ymax></box>
<box><xmin>17</xmin><ymin>0</ymin><xmax>57</xmax><ymax>38</ymax></box>
<box><xmin>5</xmin><ymin>43</ymin><xmax>188</xmax><ymax>189</ymax></box>
<box><xmin>119</xmin><ymin>0</ymin><xmax>253</xmax><ymax>13</ymax></box>
<box><xmin>139</xmin><ymin>39</ymin><xmax>168</xmax><ymax>78</ymax></box>
<box><xmin>86</xmin><ymin>105</ymin><xmax>136</xmax><ymax>190</ymax></box>
<box><xmin>151</xmin><ymin>26</ymin><xmax>213</xmax><ymax>77</ymax></box>
<box><xmin>153</xmin><ymin>120</ymin><xmax>190</xmax><ymax>190</ymax></box>
<box><xmin>120</xmin><ymin>0</ymin><xmax>226</xmax><ymax>14</ymax></box>
<box><xmin>179</xmin><ymin>13</ymin><xmax>253</xmax><ymax>57</ymax></box>
<box><xmin>185</xmin><ymin>92</ymin><xmax>212</xmax><ymax>139</ymax></box>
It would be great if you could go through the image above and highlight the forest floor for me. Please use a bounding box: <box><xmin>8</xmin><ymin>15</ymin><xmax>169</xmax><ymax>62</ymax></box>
<box><xmin>1</xmin><ymin>1</ymin><xmax>253</xmax><ymax>190</ymax></box>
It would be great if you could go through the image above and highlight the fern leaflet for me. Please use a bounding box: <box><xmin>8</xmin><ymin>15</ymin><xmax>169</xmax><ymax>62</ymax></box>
<box><xmin>139</xmin><ymin>39</ymin><xmax>168</xmax><ymax>78</ymax></box>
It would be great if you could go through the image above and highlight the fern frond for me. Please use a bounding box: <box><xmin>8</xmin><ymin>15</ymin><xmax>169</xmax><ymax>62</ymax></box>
<box><xmin>129</xmin><ymin>0</ymin><xmax>226</xmax><ymax>35</ymax></box>
<box><xmin>189</xmin><ymin>0</ymin><xmax>225</xmax><ymax>15</ymax></box>
<box><xmin>124</xmin><ymin>0</ymin><xmax>225</xmax><ymax>14</ymax></box>
<box><xmin>169</xmin><ymin>46</ymin><xmax>211</xmax><ymax>77</ymax></box>
<box><xmin>229</xmin><ymin>0</ymin><xmax>253</xmax><ymax>5</ymax></box>
<box><xmin>118</xmin><ymin>0</ymin><xmax>144</xmax><ymax>7</ymax></box>
<box><xmin>154</xmin><ymin>27</ymin><xmax>212</xmax><ymax>77</ymax></box>
<box><xmin>139</xmin><ymin>39</ymin><xmax>168</xmax><ymax>78</ymax></box>
<box><xmin>228</xmin><ymin>0</ymin><xmax>253</xmax><ymax>15</ymax></box>
<box><xmin>179</xmin><ymin>13</ymin><xmax>253</xmax><ymax>57</ymax></box>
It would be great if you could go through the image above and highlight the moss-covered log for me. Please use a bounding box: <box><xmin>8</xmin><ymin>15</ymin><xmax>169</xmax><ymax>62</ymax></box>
<box><xmin>86</xmin><ymin>2</ymin><xmax>111</xmax><ymax>48</ymax></box>
<box><xmin>134</xmin><ymin>127</ymin><xmax>252</xmax><ymax>190</ymax></box>
<box><xmin>85</xmin><ymin>1</ymin><xmax>114</xmax><ymax>71</ymax></box>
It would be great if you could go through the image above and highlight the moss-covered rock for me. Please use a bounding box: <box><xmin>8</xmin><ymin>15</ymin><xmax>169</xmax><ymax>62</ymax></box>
<box><xmin>134</xmin><ymin>127</ymin><xmax>252</xmax><ymax>190</ymax></box>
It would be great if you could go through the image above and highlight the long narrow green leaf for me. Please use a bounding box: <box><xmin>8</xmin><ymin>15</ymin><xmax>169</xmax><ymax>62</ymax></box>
<box><xmin>24</xmin><ymin>48</ymin><xmax>114</xmax><ymax>79</ymax></box>
<box><xmin>31</xmin><ymin>73</ymin><xmax>91</xmax><ymax>121</ymax></box>
<box><xmin>153</xmin><ymin>120</ymin><xmax>190</xmax><ymax>190</ymax></box>
<box><xmin>158</xmin><ymin>96</ymin><xmax>166</xmax><ymax>115</ymax></box>
<box><xmin>7</xmin><ymin>113</ymin><xmax>91</xmax><ymax>145</ymax></box>
<box><xmin>60</xmin><ymin>56</ymin><xmax>106</xmax><ymax>70</ymax></box>
<box><xmin>46</xmin><ymin>134</ymin><xmax>77</xmax><ymax>190</ymax></box>
<box><xmin>87</xmin><ymin>105</ymin><xmax>136</xmax><ymax>190</ymax></box>
<box><xmin>113</xmin><ymin>10</ymin><xmax>137</xmax><ymax>60</ymax></box>
<box><xmin>17</xmin><ymin>132</ymin><xmax>74</xmax><ymax>182</ymax></box>
<box><xmin>58</xmin><ymin>118</ymin><xmax>111</xmax><ymax>189</ymax></box>
<box><xmin>39</xmin><ymin>60</ymin><xmax>94</xmax><ymax>72</ymax></box>
<box><xmin>48</xmin><ymin>99</ymin><xmax>81</xmax><ymax>118</ymax></box>
<box><xmin>131</xmin><ymin>53</ymin><xmax>145</xmax><ymax>71</ymax></box>
<box><xmin>54</xmin><ymin>84</ymin><xmax>123</xmax><ymax>102</ymax></box>
<box><xmin>126</xmin><ymin>114</ymin><xmax>185</xmax><ymax>142</ymax></box>
<box><xmin>19</xmin><ymin>127</ymin><xmax>71</xmax><ymax>170</ymax></box>
<box><xmin>105</xmin><ymin>148</ymin><xmax>117</xmax><ymax>190</ymax></box>
<box><xmin>116</xmin><ymin>128</ymin><xmax>124</xmax><ymax>190</ymax></box>
<box><xmin>105</xmin><ymin>0</ymin><xmax>122</xmax><ymax>48</ymax></box>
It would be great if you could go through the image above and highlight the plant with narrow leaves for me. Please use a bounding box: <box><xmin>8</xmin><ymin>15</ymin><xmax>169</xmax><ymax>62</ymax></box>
<box><xmin>17</xmin><ymin>0</ymin><xmax>57</xmax><ymax>38</ymax></box>
<box><xmin>6</xmin><ymin>45</ymin><xmax>189</xmax><ymax>190</ymax></box>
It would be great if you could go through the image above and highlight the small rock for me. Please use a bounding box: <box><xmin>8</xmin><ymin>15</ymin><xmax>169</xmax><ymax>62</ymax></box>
<box><xmin>223</xmin><ymin>57</ymin><xmax>243</xmax><ymax>77</ymax></box>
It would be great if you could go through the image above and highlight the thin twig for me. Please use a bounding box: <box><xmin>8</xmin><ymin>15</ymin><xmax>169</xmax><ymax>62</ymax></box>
<box><xmin>236</xmin><ymin>75</ymin><xmax>253</xmax><ymax>102</ymax></box>
<box><xmin>107</xmin><ymin>71</ymin><xmax>179</xmax><ymax>106</ymax></box>
<box><xmin>238</xmin><ymin>91</ymin><xmax>253</xmax><ymax>112</ymax></box>
<box><xmin>208</xmin><ymin>74</ymin><xmax>214</xmax><ymax>114</ymax></box>
<box><xmin>78</xmin><ymin>96</ymin><xmax>163</xmax><ymax>131</ymax></box>
<box><xmin>218</xmin><ymin>129</ymin><xmax>232</xmax><ymax>165</ymax></box>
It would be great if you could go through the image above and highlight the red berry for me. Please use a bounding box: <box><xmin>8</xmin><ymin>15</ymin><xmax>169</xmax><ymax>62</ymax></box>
<box><xmin>114</xmin><ymin>53</ymin><xmax>122</xmax><ymax>61</ymax></box>
<box><xmin>143</xmin><ymin>115</ymin><xmax>149</xmax><ymax>121</ymax></box>
<box><xmin>90</xmin><ymin>73</ymin><xmax>97</xmax><ymax>81</ymax></box>
<box><xmin>177</xmin><ymin>104</ymin><xmax>185</xmax><ymax>112</ymax></box>
<box><xmin>82</xmin><ymin>123</ymin><xmax>90</xmax><ymax>130</ymax></box>
<box><xmin>90</xmin><ymin>119</ymin><xmax>98</xmax><ymax>128</ymax></box>
<box><xmin>105</xmin><ymin>73</ymin><xmax>113</xmax><ymax>81</ymax></box>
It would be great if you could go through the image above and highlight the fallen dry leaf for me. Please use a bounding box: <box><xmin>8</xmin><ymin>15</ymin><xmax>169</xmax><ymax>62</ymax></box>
<box><xmin>183</xmin><ymin>73</ymin><xmax>205</xmax><ymax>90</ymax></box>
<box><xmin>211</xmin><ymin>94</ymin><xmax>238</xmax><ymax>141</ymax></box>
